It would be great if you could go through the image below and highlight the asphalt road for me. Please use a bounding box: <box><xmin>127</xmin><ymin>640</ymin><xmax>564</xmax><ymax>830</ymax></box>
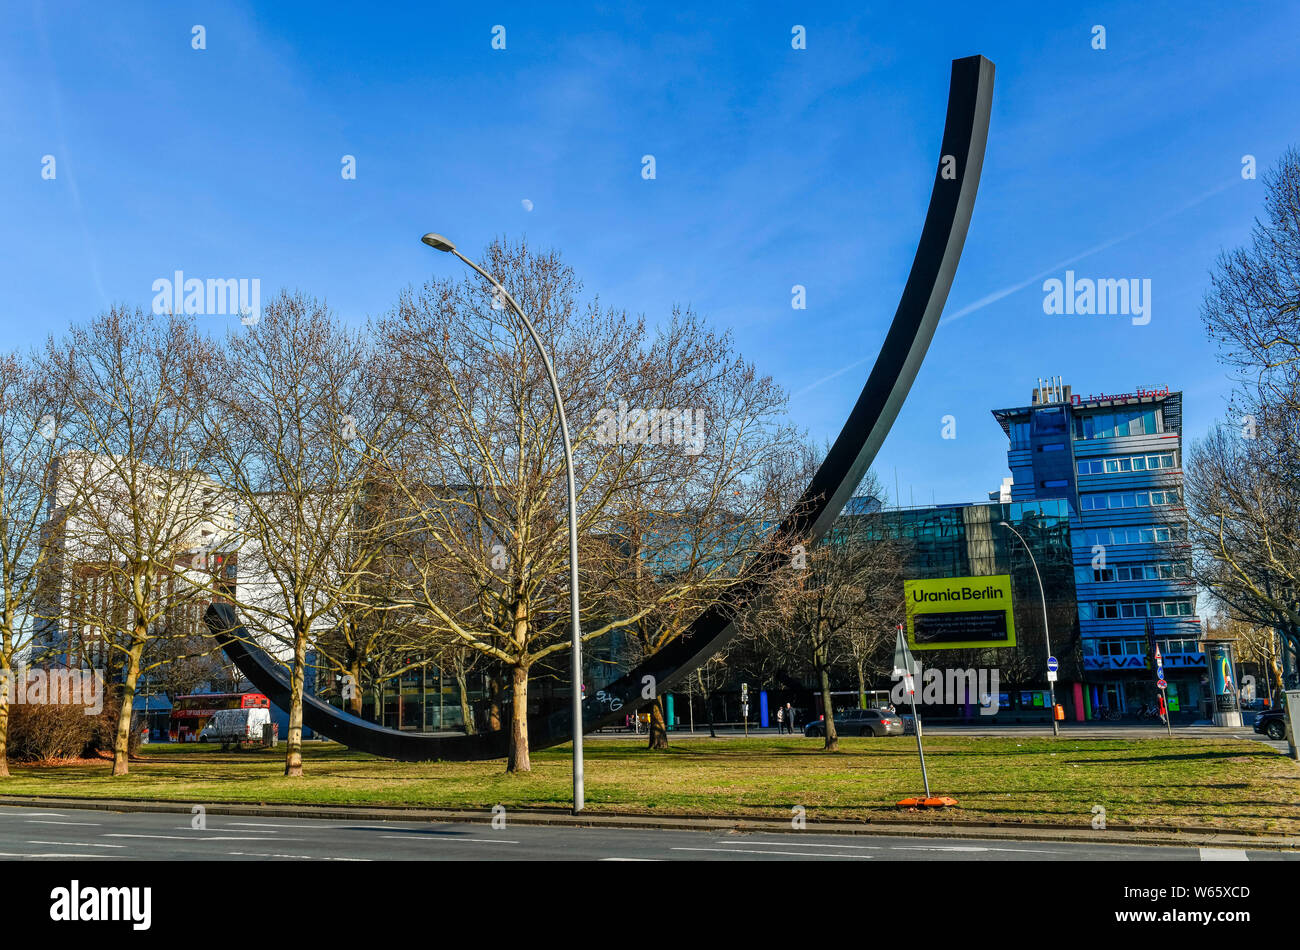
<box><xmin>0</xmin><ymin>805</ymin><xmax>1295</xmax><ymax>861</ymax></box>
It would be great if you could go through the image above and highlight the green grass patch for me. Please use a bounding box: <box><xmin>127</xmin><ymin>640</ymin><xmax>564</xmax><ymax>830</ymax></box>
<box><xmin>3</xmin><ymin>735</ymin><xmax>1298</xmax><ymax>834</ymax></box>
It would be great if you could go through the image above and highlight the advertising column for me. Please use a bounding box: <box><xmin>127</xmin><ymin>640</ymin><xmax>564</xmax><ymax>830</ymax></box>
<box><xmin>1204</xmin><ymin>639</ymin><xmax>1243</xmax><ymax>728</ymax></box>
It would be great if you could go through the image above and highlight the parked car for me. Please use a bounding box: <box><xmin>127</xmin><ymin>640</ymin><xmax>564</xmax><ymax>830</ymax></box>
<box><xmin>804</xmin><ymin>707</ymin><xmax>903</xmax><ymax>738</ymax></box>
<box><xmin>1253</xmin><ymin>708</ymin><xmax>1288</xmax><ymax>741</ymax></box>
<box><xmin>200</xmin><ymin>707</ymin><xmax>278</xmax><ymax>750</ymax></box>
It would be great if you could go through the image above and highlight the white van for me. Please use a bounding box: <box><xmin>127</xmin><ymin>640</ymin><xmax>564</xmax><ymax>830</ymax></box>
<box><xmin>200</xmin><ymin>707</ymin><xmax>278</xmax><ymax>749</ymax></box>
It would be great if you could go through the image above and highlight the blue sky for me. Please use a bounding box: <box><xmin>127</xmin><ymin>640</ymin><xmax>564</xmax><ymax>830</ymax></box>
<box><xmin>3</xmin><ymin>1</ymin><xmax>1297</xmax><ymax>505</ymax></box>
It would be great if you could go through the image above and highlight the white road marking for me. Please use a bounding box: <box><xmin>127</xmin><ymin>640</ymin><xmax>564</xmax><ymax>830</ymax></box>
<box><xmin>27</xmin><ymin>840</ymin><xmax>124</xmax><ymax>848</ymax></box>
<box><xmin>226</xmin><ymin>822</ymin><xmax>325</xmax><ymax>829</ymax></box>
<box><xmin>226</xmin><ymin>852</ymin><xmax>369</xmax><ymax>861</ymax></box>
<box><xmin>10</xmin><ymin>812</ymin><xmax>68</xmax><ymax>817</ymax></box>
<box><xmin>1199</xmin><ymin>848</ymin><xmax>1249</xmax><ymax>861</ymax></box>
<box><xmin>892</xmin><ymin>844</ymin><xmax>1072</xmax><ymax>854</ymax></box>
<box><xmin>104</xmin><ymin>834</ymin><xmax>297</xmax><ymax>841</ymax></box>
<box><xmin>718</xmin><ymin>838</ymin><xmax>884</xmax><ymax>850</ymax></box>
<box><xmin>0</xmin><ymin>852</ymin><xmax>112</xmax><ymax>859</ymax></box>
<box><xmin>672</xmin><ymin>847</ymin><xmax>872</xmax><ymax>859</ymax></box>
<box><xmin>600</xmin><ymin>857</ymin><xmax>659</xmax><ymax>861</ymax></box>
<box><xmin>26</xmin><ymin>819</ymin><xmax>101</xmax><ymax>826</ymax></box>
<box><xmin>172</xmin><ymin>827</ymin><xmax>279</xmax><ymax>834</ymax></box>
<box><xmin>378</xmin><ymin>835</ymin><xmax>518</xmax><ymax>844</ymax></box>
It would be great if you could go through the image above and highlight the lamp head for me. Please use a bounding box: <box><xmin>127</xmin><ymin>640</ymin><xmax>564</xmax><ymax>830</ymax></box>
<box><xmin>421</xmin><ymin>233</ymin><xmax>456</xmax><ymax>253</ymax></box>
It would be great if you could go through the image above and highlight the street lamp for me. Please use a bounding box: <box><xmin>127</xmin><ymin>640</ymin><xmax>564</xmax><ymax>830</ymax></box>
<box><xmin>420</xmin><ymin>232</ymin><xmax>586</xmax><ymax>812</ymax></box>
<box><xmin>999</xmin><ymin>520</ymin><xmax>1059</xmax><ymax>737</ymax></box>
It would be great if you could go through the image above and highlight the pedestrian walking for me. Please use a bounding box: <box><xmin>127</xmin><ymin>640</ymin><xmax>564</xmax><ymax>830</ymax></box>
<box><xmin>776</xmin><ymin>706</ymin><xmax>784</xmax><ymax>733</ymax></box>
<box><xmin>785</xmin><ymin>702</ymin><xmax>795</xmax><ymax>733</ymax></box>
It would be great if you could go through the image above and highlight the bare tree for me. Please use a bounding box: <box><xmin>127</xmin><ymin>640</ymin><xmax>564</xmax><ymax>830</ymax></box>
<box><xmin>377</xmin><ymin>239</ymin><xmax>795</xmax><ymax>770</ymax></box>
<box><xmin>1185</xmin><ymin>421</ymin><xmax>1300</xmax><ymax>682</ymax></box>
<box><xmin>1191</xmin><ymin>148</ymin><xmax>1300</xmax><ymax>681</ymax></box>
<box><xmin>586</xmin><ymin>314</ymin><xmax>800</xmax><ymax>751</ymax></box>
<box><xmin>0</xmin><ymin>353</ymin><xmax>71</xmax><ymax>776</ymax></box>
<box><xmin>200</xmin><ymin>292</ymin><xmax>402</xmax><ymax>777</ymax></box>
<box><xmin>39</xmin><ymin>308</ymin><xmax>213</xmax><ymax>775</ymax></box>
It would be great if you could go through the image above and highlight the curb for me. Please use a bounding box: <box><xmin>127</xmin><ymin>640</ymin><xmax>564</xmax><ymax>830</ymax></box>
<box><xmin>2</xmin><ymin>795</ymin><xmax>1296</xmax><ymax>851</ymax></box>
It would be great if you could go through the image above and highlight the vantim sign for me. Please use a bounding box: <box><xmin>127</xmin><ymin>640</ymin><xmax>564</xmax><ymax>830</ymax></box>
<box><xmin>905</xmin><ymin>575</ymin><xmax>1016</xmax><ymax>651</ymax></box>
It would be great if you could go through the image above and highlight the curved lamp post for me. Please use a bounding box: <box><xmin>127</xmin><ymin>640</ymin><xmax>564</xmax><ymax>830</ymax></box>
<box><xmin>421</xmin><ymin>232</ymin><xmax>585</xmax><ymax>812</ymax></box>
<box><xmin>999</xmin><ymin>520</ymin><xmax>1059</xmax><ymax>737</ymax></box>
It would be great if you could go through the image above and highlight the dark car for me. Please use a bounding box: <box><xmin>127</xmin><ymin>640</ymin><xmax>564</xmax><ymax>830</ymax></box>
<box><xmin>1254</xmin><ymin>708</ymin><xmax>1288</xmax><ymax>741</ymax></box>
<box><xmin>804</xmin><ymin>707</ymin><xmax>903</xmax><ymax>738</ymax></box>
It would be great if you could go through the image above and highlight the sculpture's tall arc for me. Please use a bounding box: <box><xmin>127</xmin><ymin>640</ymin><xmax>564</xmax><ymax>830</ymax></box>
<box><xmin>205</xmin><ymin>54</ymin><xmax>996</xmax><ymax>761</ymax></box>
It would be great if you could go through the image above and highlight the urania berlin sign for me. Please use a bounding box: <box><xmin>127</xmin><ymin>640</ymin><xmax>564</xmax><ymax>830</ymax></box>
<box><xmin>905</xmin><ymin>575</ymin><xmax>1016</xmax><ymax>650</ymax></box>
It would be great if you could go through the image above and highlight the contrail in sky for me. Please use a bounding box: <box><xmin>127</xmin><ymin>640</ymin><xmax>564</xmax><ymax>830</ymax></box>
<box><xmin>792</xmin><ymin>178</ymin><xmax>1239</xmax><ymax>400</ymax></box>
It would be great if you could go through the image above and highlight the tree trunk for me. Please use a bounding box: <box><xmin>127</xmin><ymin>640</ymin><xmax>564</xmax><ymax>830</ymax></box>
<box><xmin>856</xmin><ymin>663</ymin><xmax>867</xmax><ymax>710</ymax></box>
<box><xmin>0</xmin><ymin>627</ymin><xmax>11</xmax><ymax>777</ymax></box>
<box><xmin>0</xmin><ymin>689</ymin><xmax>9</xmax><ymax>778</ymax></box>
<box><xmin>112</xmin><ymin>628</ymin><xmax>147</xmax><ymax>776</ymax></box>
<box><xmin>285</xmin><ymin>625</ymin><xmax>307</xmax><ymax>778</ymax></box>
<box><xmin>819</xmin><ymin>660</ymin><xmax>839</xmax><ymax>752</ymax></box>
<box><xmin>506</xmin><ymin>664</ymin><xmax>531</xmax><ymax>772</ymax></box>
<box><xmin>347</xmin><ymin>656</ymin><xmax>363</xmax><ymax>717</ymax></box>
<box><xmin>488</xmin><ymin>673</ymin><xmax>503</xmax><ymax>732</ymax></box>
<box><xmin>647</xmin><ymin>694</ymin><xmax>669</xmax><ymax>750</ymax></box>
<box><xmin>456</xmin><ymin>667</ymin><xmax>475</xmax><ymax>735</ymax></box>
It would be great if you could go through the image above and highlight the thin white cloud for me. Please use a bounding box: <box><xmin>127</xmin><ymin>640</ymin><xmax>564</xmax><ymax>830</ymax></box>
<box><xmin>792</xmin><ymin>177</ymin><xmax>1239</xmax><ymax>401</ymax></box>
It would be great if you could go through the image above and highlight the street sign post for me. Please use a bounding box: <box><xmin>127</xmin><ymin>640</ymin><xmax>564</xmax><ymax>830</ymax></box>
<box><xmin>1154</xmin><ymin>645</ymin><xmax>1171</xmax><ymax>737</ymax></box>
<box><xmin>894</xmin><ymin>624</ymin><xmax>931</xmax><ymax>799</ymax></box>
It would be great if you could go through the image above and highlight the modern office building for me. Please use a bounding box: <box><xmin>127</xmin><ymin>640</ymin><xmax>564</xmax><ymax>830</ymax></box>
<box><xmin>991</xmin><ymin>378</ymin><xmax>1206</xmax><ymax>719</ymax></box>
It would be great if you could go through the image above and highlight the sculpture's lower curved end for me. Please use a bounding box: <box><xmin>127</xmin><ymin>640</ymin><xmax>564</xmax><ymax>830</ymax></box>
<box><xmin>204</xmin><ymin>54</ymin><xmax>996</xmax><ymax>762</ymax></box>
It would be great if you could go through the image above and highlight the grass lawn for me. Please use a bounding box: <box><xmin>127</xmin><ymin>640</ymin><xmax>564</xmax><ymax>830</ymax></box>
<box><xmin>3</xmin><ymin>735</ymin><xmax>1298</xmax><ymax>834</ymax></box>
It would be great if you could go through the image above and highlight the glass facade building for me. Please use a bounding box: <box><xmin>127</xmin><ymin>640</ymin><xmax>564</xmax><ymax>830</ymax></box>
<box><xmin>842</xmin><ymin>497</ymin><xmax>1080</xmax><ymax>719</ymax></box>
<box><xmin>991</xmin><ymin>382</ymin><xmax>1206</xmax><ymax>719</ymax></box>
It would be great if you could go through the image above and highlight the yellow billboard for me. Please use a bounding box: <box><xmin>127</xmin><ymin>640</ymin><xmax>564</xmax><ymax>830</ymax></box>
<box><xmin>904</xmin><ymin>574</ymin><xmax>1016</xmax><ymax>650</ymax></box>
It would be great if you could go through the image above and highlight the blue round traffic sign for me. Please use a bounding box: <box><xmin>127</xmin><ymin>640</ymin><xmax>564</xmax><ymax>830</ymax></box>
<box><xmin>1046</xmin><ymin>656</ymin><xmax>1059</xmax><ymax>672</ymax></box>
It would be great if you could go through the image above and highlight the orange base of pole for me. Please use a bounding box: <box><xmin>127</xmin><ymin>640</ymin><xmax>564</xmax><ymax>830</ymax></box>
<box><xmin>897</xmin><ymin>796</ymin><xmax>959</xmax><ymax>808</ymax></box>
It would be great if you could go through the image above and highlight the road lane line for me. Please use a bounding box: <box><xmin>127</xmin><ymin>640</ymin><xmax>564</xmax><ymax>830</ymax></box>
<box><xmin>716</xmin><ymin>838</ymin><xmax>884</xmax><ymax>850</ymax></box>
<box><xmin>26</xmin><ymin>819</ymin><xmax>101</xmax><ymax>826</ymax></box>
<box><xmin>1199</xmin><ymin>848</ymin><xmax>1249</xmax><ymax>861</ymax></box>
<box><xmin>27</xmin><ymin>840</ymin><xmax>124</xmax><ymax>848</ymax></box>
<box><xmin>672</xmin><ymin>847</ymin><xmax>872</xmax><ymax>859</ymax></box>
<box><xmin>0</xmin><ymin>852</ymin><xmax>112</xmax><ymax>858</ymax></box>
<box><xmin>892</xmin><ymin>845</ymin><xmax>1071</xmax><ymax>854</ymax></box>
<box><xmin>226</xmin><ymin>852</ymin><xmax>370</xmax><ymax>861</ymax></box>
<box><xmin>378</xmin><ymin>835</ymin><xmax>518</xmax><ymax>844</ymax></box>
<box><xmin>104</xmin><ymin>834</ymin><xmax>300</xmax><ymax>841</ymax></box>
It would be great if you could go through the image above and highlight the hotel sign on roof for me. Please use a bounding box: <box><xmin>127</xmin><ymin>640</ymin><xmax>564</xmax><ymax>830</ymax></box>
<box><xmin>1072</xmin><ymin>386</ymin><xmax>1170</xmax><ymax>406</ymax></box>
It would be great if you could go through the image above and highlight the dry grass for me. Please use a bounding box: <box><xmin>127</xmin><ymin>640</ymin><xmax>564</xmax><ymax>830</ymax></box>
<box><xmin>3</xmin><ymin>735</ymin><xmax>1298</xmax><ymax>834</ymax></box>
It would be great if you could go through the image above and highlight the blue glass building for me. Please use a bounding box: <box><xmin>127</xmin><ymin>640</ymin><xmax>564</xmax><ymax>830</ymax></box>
<box><xmin>991</xmin><ymin>379</ymin><xmax>1206</xmax><ymax>719</ymax></box>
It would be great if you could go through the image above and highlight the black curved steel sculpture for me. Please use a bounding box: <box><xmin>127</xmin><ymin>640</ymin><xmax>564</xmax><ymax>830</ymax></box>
<box><xmin>204</xmin><ymin>54</ymin><xmax>995</xmax><ymax>761</ymax></box>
